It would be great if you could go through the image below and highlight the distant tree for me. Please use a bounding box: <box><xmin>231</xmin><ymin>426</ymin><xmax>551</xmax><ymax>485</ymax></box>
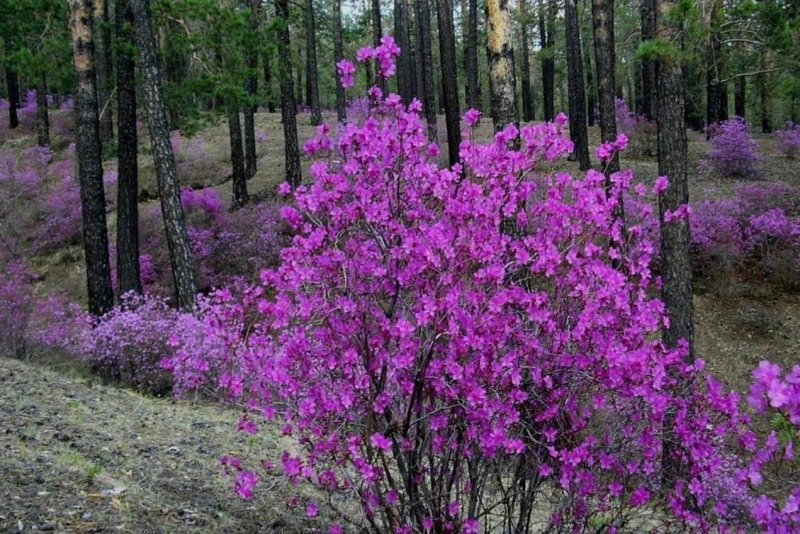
<box><xmin>263</xmin><ymin>47</ymin><xmax>276</xmax><ymax>113</ymax></box>
<box><xmin>464</xmin><ymin>0</ymin><xmax>479</xmax><ymax>110</ymax></box>
<box><xmin>371</xmin><ymin>0</ymin><xmax>386</xmax><ymax>93</ymax></box>
<box><xmin>4</xmin><ymin>67</ymin><xmax>20</xmax><ymax>129</ymax></box>
<box><xmin>519</xmin><ymin>0</ymin><xmax>534</xmax><ymax>121</ymax></box>
<box><xmin>565</xmin><ymin>0</ymin><xmax>590</xmax><ymax>170</ymax></box>
<box><xmin>115</xmin><ymin>0</ymin><xmax>142</xmax><ymax>296</ymax></box>
<box><xmin>131</xmin><ymin>0</ymin><xmax>198</xmax><ymax>310</ymax></box>
<box><xmin>228</xmin><ymin>104</ymin><xmax>248</xmax><ymax>207</ymax></box>
<box><xmin>36</xmin><ymin>74</ymin><xmax>49</xmax><ymax>147</ymax></box>
<box><xmin>68</xmin><ymin>0</ymin><xmax>114</xmax><ymax>315</ymax></box>
<box><xmin>437</xmin><ymin>0</ymin><xmax>460</xmax><ymax>165</ymax></box>
<box><xmin>591</xmin><ymin>0</ymin><xmax>620</xmax><ymax>176</ymax></box>
<box><xmin>539</xmin><ymin>0</ymin><xmax>555</xmax><ymax>122</ymax></box>
<box><xmin>640</xmin><ymin>0</ymin><xmax>656</xmax><ymax>120</ymax></box>
<box><xmin>243</xmin><ymin>0</ymin><xmax>260</xmax><ymax>178</ymax></box>
<box><xmin>584</xmin><ymin>21</ymin><xmax>596</xmax><ymax>126</ymax></box>
<box><xmin>93</xmin><ymin>0</ymin><xmax>113</xmax><ymax>144</ymax></box>
<box><xmin>333</xmin><ymin>0</ymin><xmax>346</xmax><ymax>122</ymax></box>
<box><xmin>486</xmin><ymin>0</ymin><xmax>518</xmax><ymax>131</ymax></box>
<box><xmin>394</xmin><ymin>0</ymin><xmax>415</xmax><ymax>103</ymax></box>
<box><xmin>413</xmin><ymin>0</ymin><xmax>437</xmax><ymax>141</ymax></box>
<box><xmin>305</xmin><ymin>0</ymin><xmax>322</xmax><ymax>125</ymax></box>
<box><xmin>276</xmin><ymin>0</ymin><xmax>301</xmax><ymax>187</ymax></box>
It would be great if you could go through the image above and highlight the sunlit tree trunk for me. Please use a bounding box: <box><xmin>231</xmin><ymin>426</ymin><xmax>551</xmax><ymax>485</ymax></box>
<box><xmin>486</xmin><ymin>0</ymin><xmax>518</xmax><ymax>131</ymax></box>
<box><xmin>68</xmin><ymin>0</ymin><xmax>114</xmax><ymax>315</ymax></box>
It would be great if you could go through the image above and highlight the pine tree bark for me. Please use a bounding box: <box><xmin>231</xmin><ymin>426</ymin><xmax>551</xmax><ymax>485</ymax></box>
<box><xmin>305</xmin><ymin>0</ymin><xmax>322</xmax><ymax>125</ymax></box>
<box><xmin>414</xmin><ymin>0</ymin><xmax>437</xmax><ymax>141</ymax></box>
<box><xmin>539</xmin><ymin>0</ymin><xmax>555</xmax><ymax>122</ymax></box>
<box><xmin>654</xmin><ymin>0</ymin><xmax>694</xmax><ymax>485</ymax></box>
<box><xmin>591</xmin><ymin>0</ymin><xmax>620</xmax><ymax>175</ymax></box>
<box><xmin>734</xmin><ymin>75</ymin><xmax>745</xmax><ymax>120</ymax></box>
<box><xmin>465</xmin><ymin>0</ymin><xmax>480</xmax><ymax>110</ymax></box>
<box><xmin>486</xmin><ymin>0</ymin><xmax>518</xmax><ymax>132</ymax></box>
<box><xmin>333</xmin><ymin>0</ymin><xmax>347</xmax><ymax>122</ymax></box>
<box><xmin>371</xmin><ymin>0</ymin><xmax>386</xmax><ymax>92</ymax></box>
<box><xmin>36</xmin><ymin>75</ymin><xmax>50</xmax><ymax>148</ymax></box>
<box><xmin>263</xmin><ymin>49</ymin><xmax>276</xmax><ymax>113</ymax></box>
<box><xmin>565</xmin><ymin>0</ymin><xmax>590</xmax><ymax>170</ymax></box>
<box><xmin>68</xmin><ymin>0</ymin><xmax>114</xmax><ymax>316</ymax></box>
<box><xmin>640</xmin><ymin>0</ymin><xmax>656</xmax><ymax>120</ymax></box>
<box><xmin>93</xmin><ymin>0</ymin><xmax>113</xmax><ymax>143</ymax></box>
<box><xmin>115</xmin><ymin>0</ymin><xmax>142</xmax><ymax>297</ymax></box>
<box><xmin>437</xmin><ymin>0</ymin><xmax>461</xmax><ymax>165</ymax></box>
<box><xmin>243</xmin><ymin>0</ymin><xmax>259</xmax><ymax>178</ymax></box>
<box><xmin>5</xmin><ymin>67</ymin><xmax>20</xmax><ymax>129</ymax></box>
<box><xmin>228</xmin><ymin>105</ymin><xmax>248</xmax><ymax>207</ymax></box>
<box><xmin>519</xmin><ymin>0</ymin><xmax>534</xmax><ymax>122</ymax></box>
<box><xmin>131</xmin><ymin>0</ymin><xmax>198</xmax><ymax>310</ymax></box>
<box><xmin>276</xmin><ymin>0</ymin><xmax>302</xmax><ymax>187</ymax></box>
<box><xmin>584</xmin><ymin>24</ymin><xmax>596</xmax><ymax>126</ymax></box>
<box><xmin>394</xmin><ymin>0</ymin><xmax>415</xmax><ymax>104</ymax></box>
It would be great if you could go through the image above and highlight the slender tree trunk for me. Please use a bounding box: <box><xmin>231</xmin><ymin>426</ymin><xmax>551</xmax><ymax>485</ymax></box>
<box><xmin>705</xmin><ymin>0</ymin><xmax>721</xmax><ymax>134</ymax></box>
<box><xmin>5</xmin><ymin>67</ymin><xmax>20</xmax><ymax>129</ymax></box>
<box><xmin>305</xmin><ymin>0</ymin><xmax>322</xmax><ymax>125</ymax></box>
<box><xmin>333</xmin><ymin>0</ymin><xmax>347</xmax><ymax>122</ymax></box>
<box><xmin>654</xmin><ymin>0</ymin><xmax>693</xmax><ymax>486</ymax></box>
<box><xmin>519</xmin><ymin>0</ymin><xmax>534</xmax><ymax>122</ymax></box>
<box><xmin>437</xmin><ymin>0</ymin><xmax>461</xmax><ymax>165</ymax></box>
<box><xmin>539</xmin><ymin>0</ymin><xmax>555</xmax><ymax>122</ymax></box>
<box><xmin>734</xmin><ymin>75</ymin><xmax>745</xmax><ymax>120</ymax></box>
<box><xmin>68</xmin><ymin>0</ymin><xmax>114</xmax><ymax>316</ymax></box>
<box><xmin>414</xmin><ymin>0</ymin><xmax>438</xmax><ymax>141</ymax></box>
<box><xmin>718</xmin><ymin>80</ymin><xmax>728</xmax><ymax>121</ymax></box>
<box><xmin>591</xmin><ymin>0</ymin><xmax>620</xmax><ymax>176</ymax></box>
<box><xmin>465</xmin><ymin>0</ymin><xmax>479</xmax><ymax>110</ymax></box>
<box><xmin>584</xmin><ymin>22</ymin><xmax>596</xmax><ymax>126</ymax></box>
<box><xmin>486</xmin><ymin>0</ymin><xmax>517</xmax><ymax>132</ymax></box>
<box><xmin>263</xmin><ymin>49</ymin><xmax>276</xmax><ymax>113</ymax></box>
<box><xmin>565</xmin><ymin>0</ymin><xmax>590</xmax><ymax>170</ymax></box>
<box><xmin>243</xmin><ymin>0</ymin><xmax>259</xmax><ymax>178</ymax></box>
<box><xmin>640</xmin><ymin>0</ymin><xmax>656</xmax><ymax>120</ymax></box>
<box><xmin>371</xmin><ymin>0</ymin><xmax>386</xmax><ymax>93</ymax></box>
<box><xmin>93</xmin><ymin>0</ymin><xmax>113</xmax><ymax>143</ymax></box>
<box><xmin>276</xmin><ymin>0</ymin><xmax>302</xmax><ymax>187</ymax></box>
<box><xmin>131</xmin><ymin>0</ymin><xmax>198</xmax><ymax>310</ymax></box>
<box><xmin>759</xmin><ymin>57</ymin><xmax>771</xmax><ymax>133</ymax></box>
<box><xmin>296</xmin><ymin>45</ymin><xmax>304</xmax><ymax>107</ymax></box>
<box><xmin>36</xmin><ymin>76</ymin><xmax>50</xmax><ymax>148</ymax></box>
<box><xmin>115</xmin><ymin>0</ymin><xmax>141</xmax><ymax>297</ymax></box>
<box><xmin>394</xmin><ymin>0</ymin><xmax>415</xmax><ymax>103</ymax></box>
<box><xmin>228</xmin><ymin>106</ymin><xmax>248</xmax><ymax>207</ymax></box>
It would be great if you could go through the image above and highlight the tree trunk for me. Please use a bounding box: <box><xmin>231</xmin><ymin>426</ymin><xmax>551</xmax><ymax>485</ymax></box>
<box><xmin>93</xmin><ymin>0</ymin><xmax>113</xmax><ymax>143</ymax></box>
<box><xmin>705</xmin><ymin>0</ymin><xmax>721</xmax><ymax>134</ymax></box>
<box><xmin>115</xmin><ymin>0</ymin><xmax>142</xmax><ymax>297</ymax></box>
<box><xmin>305</xmin><ymin>0</ymin><xmax>322</xmax><ymax>125</ymax></box>
<box><xmin>68</xmin><ymin>0</ymin><xmax>114</xmax><ymax>316</ymax></box>
<box><xmin>485</xmin><ymin>0</ymin><xmax>518</xmax><ymax>132</ymax></box>
<box><xmin>263</xmin><ymin>49</ymin><xmax>276</xmax><ymax>113</ymax></box>
<box><xmin>5</xmin><ymin>67</ymin><xmax>20</xmax><ymax>129</ymax></box>
<box><xmin>654</xmin><ymin>0</ymin><xmax>694</xmax><ymax>486</ymax></box>
<box><xmin>414</xmin><ymin>0</ymin><xmax>438</xmax><ymax>141</ymax></box>
<box><xmin>734</xmin><ymin>74</ymin><xmax>745</xmax><ymax>119</ymax></box>
<box><xmin>296</xmin><ymin>45</ymin><xmax>304</xmax><ymax>107</ymax></box>
<box><xmin>131</xmin><ymin>0</ymin><xmax>198</xmax><ymax>310</ymax></box>
<box><xmin>539</xmin><ymin>0</ymin><xmax>555</xmax><ymax>122</ymax></box>
<box><xmin>759</xmin><ymin>58</ymin><xmax>771</xmax><ymax>133</ymax></box>
<box><xmin>243</xmin><ymin>0</ymin><xmax>259</xmax><ymax>178</ymax></box>
<box><xmin>465</xmin><ymin>0</ymin><xmax>480</xmax><ymax>110</ymax></box>
<box><xmin>565</xmin><ymin>0</ymin><xmax>590</xmax><ymax>170</ymax></box>
<box><xmin>333</xmin><ymin>0</ymin><xmax>347</xmax><ymax>122</ymax></box>
<box><xmin>394</xmin><ymin>0</ymin><xmax>415</xmax><ymax>103</ymax></box>
<box><xmin>371</xmin><ymin>0</ymin><xmax>386</xmax><ymax>93</ymax></box>
<box><xmin>437</xmin><ymin>0</ymin><xmax>461</xmax><ymax>165</ymax></box>
<box><xmin>640</xmin><ymin>0</ymin><xmax>656</xmax><ymax>120</ymax></box>
<box><xmin>36</xmin><ymin>76</ymin><xmax>50</xmax><ymax>148</ymax></box>
<box><xmin>276</xmin><ymin>0</ymin><xmax>302</xmax><ymax>187</ymax></box>
<box><xmin>228</xmin><ymin>106</ymin><xmax>248</xmax><ymax>207</ymax></box>
<box><xmin>519</xmin><ymin>0</ymin><xmax>534</xmax><ymax>121</ymax></box>
<box><xmin>591</xmin><ymin>0</ymin><xmax>620</xmax><ymax>176</ymax></box>
<box><xmin>583</xmin><ymin>23</ymin><xmax>596</xmax><ymax>127</ymax></box>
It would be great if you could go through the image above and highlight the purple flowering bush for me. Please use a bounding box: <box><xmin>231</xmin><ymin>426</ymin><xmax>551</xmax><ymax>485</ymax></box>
<box><xmin>161</xmin><ymin>42</ymin><xmax>800</xmax><ymax>532</ymax></box>
<box><xmin>615</xmin><ymin>98</ymin><xmax>656</xmax><ymax>158</ymax></box>
<box><xmin>775</xmin><ymin>122</ymin><xmax>800</xmax><ymax>159</ymax></box>
<box><xmin>702</xmin><ymin>118</ymin><xmax>762</xmax><ymax>178</ymax></box>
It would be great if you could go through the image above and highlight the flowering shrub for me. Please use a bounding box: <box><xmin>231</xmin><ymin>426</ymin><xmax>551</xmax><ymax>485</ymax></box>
<box><xmin>84</xmin><ymin>293</ymin><xmax>180</xmax><ymax>395</ymax></box>
<box><xmin>171</xmin><ymin>131</ymin><xmax>209</xmax><ymax>179</ymax></box>
<box><xmin>775</xmin><ymin>122</ymin><xmax>800</xmax><ymax>159</ymax></box>
<box><xmin>702</xmin><ymin>118</ymin><xmax>761</xmax><ymax>178</ymax></box>
<box><xmin>615</xmin><ymin>98</ymin><xmax>656</xmax><ymax>158</ymax></box>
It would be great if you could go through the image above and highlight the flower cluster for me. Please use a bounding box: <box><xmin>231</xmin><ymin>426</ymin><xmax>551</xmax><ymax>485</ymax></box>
<box><xmin>702</xmin><ymin>117</ymin><xmax>762</xmax><ymax>178</ymax></box>
<box><xmin>356</xmin><ymin>35</ymin><xmax>401</xmax><ymax>78</ymax></box>
<box><xmin>775</xmin><ymin>122</ymin><xmax>800</xmax><ymax>159</ymax></box>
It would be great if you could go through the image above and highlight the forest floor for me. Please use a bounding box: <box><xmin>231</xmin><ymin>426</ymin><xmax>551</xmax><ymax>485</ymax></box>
<box><xmin>1</xmin><ymin>111</ymin><xmax>799</xmax><ymax>532</ymax></box>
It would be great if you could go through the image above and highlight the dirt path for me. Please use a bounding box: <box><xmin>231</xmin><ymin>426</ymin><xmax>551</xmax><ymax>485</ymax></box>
<box><xmin>0</xmin><ymin>357</ymin><xmax>306</xmax><ymax>534</ymax></box>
